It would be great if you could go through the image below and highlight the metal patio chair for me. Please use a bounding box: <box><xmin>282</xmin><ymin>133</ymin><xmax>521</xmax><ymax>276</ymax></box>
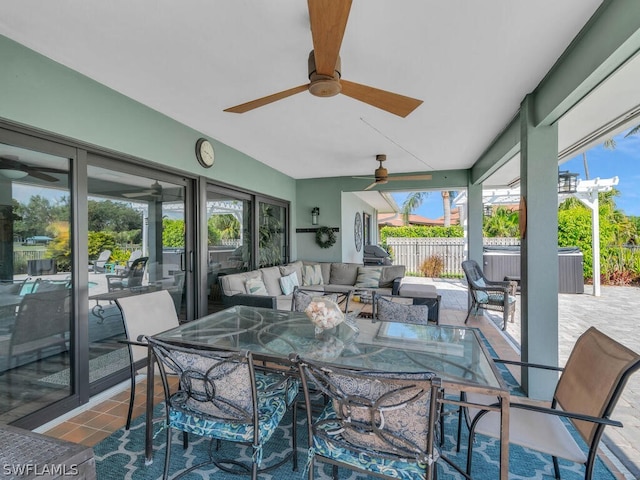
<box><xmin>464</xmin><ymin>327</ymin><xmax>640</xmax><ymax>479</ymax></box>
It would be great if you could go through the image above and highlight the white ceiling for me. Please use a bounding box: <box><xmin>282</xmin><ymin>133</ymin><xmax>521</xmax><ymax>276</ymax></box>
<box><xmin>0</xmin><ymin>0</ymin><xmax>616</xmax><ymax>189</ymax></box>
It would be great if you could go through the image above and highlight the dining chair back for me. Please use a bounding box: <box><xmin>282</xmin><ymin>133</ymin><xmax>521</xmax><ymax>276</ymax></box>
<box><xmin>372</xmin><ymin>294</ymin><xmax>432</xmax><ymax>325</ymax></box>
<box><xmin>293</xmin><ymin>355</ymin><xmax>442</xmax><ymax>480</ymax></box>
<box><xmin>115</xmin><ymin>289</ymin><xmax>179</xmax><ymax>429</ymax></box>
<box><xmin>148</xmin><ymin>337</ymin><xmax>298</xmax><ymax>480</ymax></box>
<box><xmin>7</xmin><ymin>290</ymin><xmax>70</xmax><ymax>371</ymax></box>
<box><xmin>466</xmin><ymin>327</ymin><xmax>640</xmax><ymax>479</ymax></box>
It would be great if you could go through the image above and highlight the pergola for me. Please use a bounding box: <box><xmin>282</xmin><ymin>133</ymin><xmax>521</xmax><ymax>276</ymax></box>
<box><xmin>454</xmin><ymin>176</ymin><xmax>620</xmax><ymax>297</ymax></box>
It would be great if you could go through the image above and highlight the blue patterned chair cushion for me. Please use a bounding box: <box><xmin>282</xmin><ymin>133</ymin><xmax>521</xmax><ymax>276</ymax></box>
<box><xmin>169</xmin><ymin>392</ymin><xmax>287</xmax><ymax>444</ymax></box>
<box><xmin>312</xmin><ymin>404</ymin><xmax>436</xmax><ymax>480</ymax></box>
<box><xmin>255</xmin><ymin>372</ymin><xmax>300</xmax><ymax>405</ymax></box>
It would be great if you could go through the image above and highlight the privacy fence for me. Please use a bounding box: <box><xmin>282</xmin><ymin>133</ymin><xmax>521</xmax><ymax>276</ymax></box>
<box><xmin>386</xmin><ymin>237</ymin><xmax>520</xmax><ymax>276</ymax></box>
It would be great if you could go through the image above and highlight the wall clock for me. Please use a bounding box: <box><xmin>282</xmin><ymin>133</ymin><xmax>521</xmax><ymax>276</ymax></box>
<box><xmin>195</xmin><ymin>138</ymin><xmax>215</xmax><ymax>168</ymax></box>
<box><xmin>354</xmin><ymin>212</ymin><xmax>362</xmax><ymax>252</ymax></box>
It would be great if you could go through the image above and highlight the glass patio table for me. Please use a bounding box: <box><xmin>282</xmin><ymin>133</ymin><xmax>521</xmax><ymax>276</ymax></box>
<box><xmin>145</xmin><ymin>305</ymin><xmax>510</xmax><ymax>479</ymax></box>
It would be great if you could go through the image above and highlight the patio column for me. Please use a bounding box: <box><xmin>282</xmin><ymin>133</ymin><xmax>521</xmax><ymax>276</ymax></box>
<box><xmin>520</xmin><ymin>95</ymin><xmax>559</xmax><ymax>400</ymax></box>
<box><xmin>466</xmin><ymin>182</ymin><xmax>483</xmax><ymax>264</ymax></box>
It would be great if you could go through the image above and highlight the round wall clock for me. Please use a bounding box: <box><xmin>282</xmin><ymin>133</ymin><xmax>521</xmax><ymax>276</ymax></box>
<box><xmin>195</xmin><ymin>138</ymin><xmax>215</xmax><ymax>168</ymax></box>
<box><xmin>354</xmin><ymin>212</ymin><xmax>363</xmax><ymax>252</ymax></box>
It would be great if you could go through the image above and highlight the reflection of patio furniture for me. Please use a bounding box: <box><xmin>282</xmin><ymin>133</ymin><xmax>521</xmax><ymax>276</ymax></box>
<box><xmin>373</xmin><ymin>294</ymin><xmax>436</xmax><ymax>325</ymax></box>
<box><xmin>115</xmin><ymin>290</ymin><xmax>180</xmax><ymax>430</ymax></box>
<box><xmin>106</xmin><ymin>257</ymin><xmax>148</xmax><ymax>292</ymax></box>
<box><xmin>27</xmin><ymin>258</ymin><xmax>57</xmax><ymax>276</ymax></box>
<box><xmin>5</xmin><ymin>290</ymin><xmax>70</xmax><ymax>371</ymax></box>
<box><xmin>461</xmin><ymin>259</ymin><xmax>516</xmax><ymax>330</ymax></box>
<box><xmin>89</xmin><ymin>250</ymin><xmax>112</xmax><ymax>273</ymax></box>
<box><xmin>465</xmin><ymin>327</ymin><xmax>640</xmax><ymax>480</ymax></box>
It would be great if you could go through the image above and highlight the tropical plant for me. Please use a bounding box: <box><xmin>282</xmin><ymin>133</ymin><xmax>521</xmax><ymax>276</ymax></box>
<box><xmin>401</xmin><ymin>192</ymin><xmax>427</xmax><ymax>225</ymax></box>
<box><xmin>162</xmin><ymin>218</ymin><xmax>185</xmax><ymax>247</ymax></box>
<box><xmin>483</xmin><ymin>207</ymin><xmax>519</xmax><ymax>237</ymax></box>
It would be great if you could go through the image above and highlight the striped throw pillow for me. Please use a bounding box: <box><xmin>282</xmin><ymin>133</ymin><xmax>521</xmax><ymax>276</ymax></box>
<box><xmin>355</xmin><ymin>267</ymin><xmax>383</xmax><ymax>288</ymax></box>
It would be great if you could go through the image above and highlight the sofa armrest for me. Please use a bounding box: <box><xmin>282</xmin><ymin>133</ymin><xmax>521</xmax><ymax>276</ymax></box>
<box><xmin>391</xmin><ymin>277</ymin><xmax>403</xmax><ymax>295</ymax></box>
<box><xmin>222</xmin><ymin>293</ymin><xmax>277</xmax><ymax>309</ymax></box>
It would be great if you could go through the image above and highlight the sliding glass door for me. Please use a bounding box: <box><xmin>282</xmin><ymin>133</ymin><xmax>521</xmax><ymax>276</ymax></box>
<box><xmin>86</xmin><ymin>159</ymin><xmax>192</xmax><ymax>388</ymax></box>
<box><xmin>0</xmin><ymin>142</ymin><xmax>73</xmax><ymax>424</ymax></box>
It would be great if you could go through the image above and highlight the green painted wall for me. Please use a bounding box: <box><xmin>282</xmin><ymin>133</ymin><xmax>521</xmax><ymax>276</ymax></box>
<box><xmin>0</xmin><ymin>34</ymin><xmax>297</xmax><ymax>240</ymax></box>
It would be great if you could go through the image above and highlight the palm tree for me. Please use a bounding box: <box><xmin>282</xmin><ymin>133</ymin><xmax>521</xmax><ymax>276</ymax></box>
<box><xmin>442</xmin><ymin>191</ymin><xmax>458</xmax><ymax>227</ymax></box>
<box><xmin>401</xmin><ymin>192</ymin><xmax>427</xmax><ymax>225</ymax></box>
<box><xmin>583</xmin><ymin>125</ymin><xmax>640</xmax><ymax>178</ymax></box>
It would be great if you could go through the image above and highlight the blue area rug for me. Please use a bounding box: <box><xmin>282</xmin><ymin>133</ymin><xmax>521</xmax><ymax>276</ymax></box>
<box><xmin>93</xmin><ymin>328</ymin><xmax>618</xmax><ymax>479</ymax></box>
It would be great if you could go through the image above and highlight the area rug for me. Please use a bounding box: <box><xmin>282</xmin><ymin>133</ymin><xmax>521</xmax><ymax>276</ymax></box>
<box><xmin>94</xmin><ymin>401</ymin><xmax>617</xmax><ymax>480</ymax></box>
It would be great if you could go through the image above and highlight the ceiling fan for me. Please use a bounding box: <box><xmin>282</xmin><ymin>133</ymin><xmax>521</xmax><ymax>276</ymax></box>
<box><xmin>0</xmin><ymin>155</ymin><xmax>62</xmax><ymax>182</ymax></box>
<box><xmin>355</xmin><ymin>154</ymin><xmax>433</xmax><ymax>191</ymax></box>
<box><xmin>224</xmin><ymin>0</ymin><xmax>422</xmax><ymax>118</ymax></box>
<box><xmin>122</xmin><ymin>181</ymin><xmax>163</xmax><ymax>199</ymax></box>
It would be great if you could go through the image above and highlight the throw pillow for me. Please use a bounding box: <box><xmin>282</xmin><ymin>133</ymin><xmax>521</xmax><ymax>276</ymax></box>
<box><xmin>279</xmin><ymin>272</ymin><xmax>299</xmax><ymax>295</ymax></box>
<box><xmin>355</xmin><ymin>267</ymin><xmax>383</xmax><ymax>288</ymax></box>
<box><xmin>245</xmin><ymin>277</ymin><xmax>268</xmax><ymax>296</ymax></box>
<box><xmin>302</xmin><ymin>264</ymin><xmax>324</xmax><ymax>286</ymax></box>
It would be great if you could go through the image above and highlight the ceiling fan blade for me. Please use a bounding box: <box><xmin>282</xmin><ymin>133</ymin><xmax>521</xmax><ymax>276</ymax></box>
<box><xmin>26</xmin><ymin>170</ymin><xmax>59</xmax><ymax>182</ymax></box>
<box><xmin>388</xmin><ymin>174</ymin><xmax>433</xmax><ymax>181</ymax></box>
<box><xmin>308</xmin><ymin>0</ymin><xmax>352</xmax><ymax>76</ymax></box>
<box><xmin>340</xmin><ymin>79</ymin><xmax>423</xmax><ymax>118</ymax></box>
<box><xmin>224</xmin><ymin>84</ymin><xmax>309</xmax><ymax>113</ymax></box>
<box><xmin>364</xmin><ymin>181</ymin><xmax>379</xmax><ymax>191</ymax></box>
<box><xmin>123</xmin><ymin>191</ymin><xmax>154</xmax><ymax>198</ymax></box>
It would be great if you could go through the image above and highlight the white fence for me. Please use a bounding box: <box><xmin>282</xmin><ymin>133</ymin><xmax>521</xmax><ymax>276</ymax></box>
<box><xmin>386</xmin><ymin>237</ymin><xmax>520</xmax><ymax>276</ymax></box>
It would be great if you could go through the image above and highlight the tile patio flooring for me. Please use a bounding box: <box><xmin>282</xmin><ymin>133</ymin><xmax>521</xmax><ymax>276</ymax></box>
<box><xmin>34</xmin><ymin>280</ymin><xmax>637</xmax><ymax>479</ymax></box>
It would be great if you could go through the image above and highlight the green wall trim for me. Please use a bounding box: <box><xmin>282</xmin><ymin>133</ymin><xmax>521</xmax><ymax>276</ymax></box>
<box><xmin>470</xmin><ymin>114</ymin><xmax>520</xmax><ymax>185</ymax></box>
<box><xmin>0</xmin><ymin>34</ymin><xmax>296</xmax><ymax>201</ymax></box>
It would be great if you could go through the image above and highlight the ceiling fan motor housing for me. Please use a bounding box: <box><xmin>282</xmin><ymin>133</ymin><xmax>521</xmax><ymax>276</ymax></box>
<box><xmin>308</xmin><ymin>50</ymin><xmax>342</xmax><ymax>97</ymax></box>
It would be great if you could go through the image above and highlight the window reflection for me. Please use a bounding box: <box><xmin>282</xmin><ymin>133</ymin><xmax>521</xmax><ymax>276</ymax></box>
<box><xmin>0</xmin><ymin>144</ymin><xmax>71</xmax><ymax>423</ymax></box>
<box><xmin>87</xmin><ymin>165</ymin><xmax>187</xmax><ymax>386</ymax></box>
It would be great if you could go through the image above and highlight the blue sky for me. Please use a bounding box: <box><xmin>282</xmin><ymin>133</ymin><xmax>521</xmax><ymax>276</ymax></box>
<box><xmin>392</xmin><ymin>128</ymin><xmax>640</xmax><ymax>219</ymax></box>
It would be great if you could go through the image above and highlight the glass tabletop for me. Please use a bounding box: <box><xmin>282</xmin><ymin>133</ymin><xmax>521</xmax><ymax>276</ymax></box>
<box><xmin>154</xmin><ymin>305</ymin><xmax>505</xmax><ymax>390</ymax></box>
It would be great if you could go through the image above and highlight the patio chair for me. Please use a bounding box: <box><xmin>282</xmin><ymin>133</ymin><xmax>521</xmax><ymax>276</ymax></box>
<box><xmin>6</xmin><ymin>290</ymin><xmax>70</xmax><ymax>371</ymax></box>
<box><xmin>106</xmin><ymin>256</ymin><xmax>148</xmax><ymax>293</ymax></box>
<box><xmin>89</xmin><ymin>249</ymin><xmax>112</xmax><ymax>273</ymax></box>
<box><xmin>464</xmin><ymin>327</ymin><xmax>640</xmax><ymax>480</ymax></box>
<box><xmin>461</xmin><ymin>259</ymin><xmax>517</xmax><ymax>330</ymax></box>
<box><xmin>147</xmin><ymin>337</ymin><xmax>299</xmax><ymax>480</ymax></box>
<box><xmin>115</xmin><ymin>289</ymin><xmax>180</xmax><ymax>430</ymax></box>
<box><xmin>291</xmin><ymin>354</ymin><xmax>445</xmax><ymax>480</ymax></box>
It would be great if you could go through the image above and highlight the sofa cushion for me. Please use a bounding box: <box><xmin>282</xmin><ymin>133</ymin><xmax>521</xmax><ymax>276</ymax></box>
<box><xmin>245</xmin><ymin>277</ymin><xmax>268</xmax><ymax>295</ymax></box>
<box><xmin>355</xmin><ymin>266</ymin><xmax>383</xmax><ymax>288</ymax></box>
<box><xmin>302</xmin><ymin>264</ymin><xmax>324</xmax><ymax>286</ymax></box>
<box><xmin>379</xmin><ymin>265</ymin><xmax>406</xmax><ymax>288</ymax></box>
<box><xmin>330</xmin><ymin>263</ymin><xmax>359</xmax><ymax>285</ymax></box>
<box><xmin>280</xmin><ymin>260</ymin><xmax>303</xmax><ymax>286</ymax></box>
<box><xmin>279</xmin><ymin>272</ymin><xmax>299</xmax><ymax>295</ymax></box>
<box><xmin>221</xmin><ymin>270</ymin><xmax>262</xmax><ymax>296</ymax></box>
<box><xmin>260</xmin><ymin>266</ymin><xmax>283</xmax><ymax>296</ymax></box>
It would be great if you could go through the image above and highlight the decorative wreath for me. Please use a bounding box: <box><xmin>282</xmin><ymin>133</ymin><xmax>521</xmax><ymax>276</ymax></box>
<box><xmin>315</xmin><ymin>226</ymin><xmax>336</xmax><ymax>249</ymax></box>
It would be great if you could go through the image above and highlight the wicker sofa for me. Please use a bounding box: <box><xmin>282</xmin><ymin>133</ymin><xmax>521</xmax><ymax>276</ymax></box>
<box><xmin>219</xmin><ymin>260</ymin><xmax>406</xmax><ymax>310</ymax></box>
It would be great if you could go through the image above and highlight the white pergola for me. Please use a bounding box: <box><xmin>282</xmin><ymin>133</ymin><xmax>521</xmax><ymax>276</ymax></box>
<box><xmin>454</xmin><ymin>176</ymin><xmax>619</xmax><ymax>296</ymax></box>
